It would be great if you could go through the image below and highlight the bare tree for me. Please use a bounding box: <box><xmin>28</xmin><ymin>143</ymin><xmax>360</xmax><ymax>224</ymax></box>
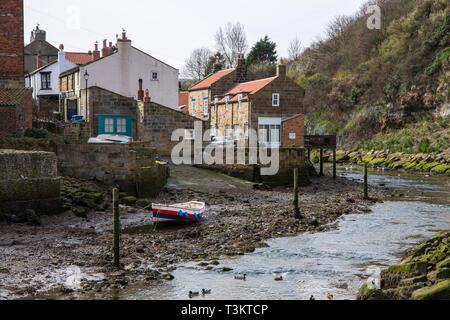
<box><xmin>215</xmin><ymin>22</ymin><xmax>248</xmax><ymax>67</ymax></box>
<box><xmin>288</xmin><ymin>36</ymin><xmax>303</xmax><ymax>61</ymax></box>
<box><xmin>183</xmin><ymin>48</ymin><xmax>214</xmax><ymax>80</ymax></box>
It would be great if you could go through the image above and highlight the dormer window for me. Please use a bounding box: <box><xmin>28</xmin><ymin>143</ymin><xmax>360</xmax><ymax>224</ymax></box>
<box><xmin>272</xmin><ymin>93</ymin><xmax>280</xmax><ymax>107</ymax></box>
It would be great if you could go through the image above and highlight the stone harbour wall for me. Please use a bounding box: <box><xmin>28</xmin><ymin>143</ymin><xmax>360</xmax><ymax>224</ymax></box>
<box><xmin>0</xmin><ymin>149</ymin><xmax>61</xmax><ymax>214</ymax></box>
<box><xmin>195</xmin><ymin>147</ymin><xmax>310</xmax><ymax>187</ymax></box>
<box><xmin>57</xmin><ymin>142</ymin><xmax>168</xmax><ymax>197</ymax></box>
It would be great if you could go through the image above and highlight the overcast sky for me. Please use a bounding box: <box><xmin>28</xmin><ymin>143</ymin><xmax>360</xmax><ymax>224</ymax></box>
<box><xmin>24</xmin><ymin>0</ymin><xmax>369</xmax><ymax>71</ymax></box>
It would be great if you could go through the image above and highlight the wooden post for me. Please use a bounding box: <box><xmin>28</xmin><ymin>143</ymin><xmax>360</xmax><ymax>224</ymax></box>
<box><xmin>112</xmin><ymin>188</ymin><xmax>120</xmax><ymax>269</ymax></box>
<box><xmin>294</xmin><ymin>168</ymin><xmax>300</xmax><ymax>218</ymax></box>
<box><xmin>363</xmin><ymin>163</ymin><xmax>369</xmax><ymax>200</ymax></box>
<box><xmin>293</xmin><ymin>167</ymin><xmax>303</xmax><ymax>219</ymax></box>
<box><xmin>319</xmin><ymin>148</ymin><xmax>324</xmax><ymax>176</ymax></box>
<box><xmin>333</xmin><ymin>148</ymin><xmax>336</xmax><ymax>179</ymax></box>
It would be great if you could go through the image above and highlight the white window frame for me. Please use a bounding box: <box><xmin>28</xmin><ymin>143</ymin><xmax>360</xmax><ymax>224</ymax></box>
<box><xmin>104</xmin><ymin>117</ymin><xmax>114</xmax><ymax>133</ymax></box>
<box><xmin>203</xmin><ymin>98</ymin><xmax>209</xmax><ymax>116</ymax></box>
<box><xmin>151</xmin><ymin>71</ymin><xmax>159</xmax><ymax>81</ymax></box>
<box><xmin>116</xmin><ymin>118</ymin><xmax>127</xmax><ymax>133</ymax></box>
<box><xmin>192</xmin><ymin>99</ymin><xmax>196</xmax><ymax>116</ymax></box>
<box><xmin>225</xmin><ymin>96</ymin><xmax>230</xmax><ymax>111</ymax></box>
<box><xmin>238</xmin><ymin>94</ymin><xmax>243</xmax><ymax>110</ymax></box>
<box><xmin>272</xmin><ymin>93</ymin><xmax>280</xmax><ymax>107</ymax></box>
<box><xmin>214</xmin><ymin>97</ymin><xmax>218</xmax><ymax>113</ymax></box>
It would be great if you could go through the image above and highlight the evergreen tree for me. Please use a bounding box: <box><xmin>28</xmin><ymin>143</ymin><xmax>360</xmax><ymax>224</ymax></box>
<box><xmin>246</xmin><ymin>35</ymin><xmax>278</xmax><ymax>65</ymax></box>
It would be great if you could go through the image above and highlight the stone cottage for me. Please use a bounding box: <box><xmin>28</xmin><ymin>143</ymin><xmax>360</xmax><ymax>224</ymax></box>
<box><xmin>188</xmin><ymin>56</ymin><xmax>305</xmax><ymax>148</ymax></box>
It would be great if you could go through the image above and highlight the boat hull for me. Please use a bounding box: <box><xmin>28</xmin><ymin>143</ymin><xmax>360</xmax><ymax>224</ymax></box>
<box><xmin>152</xmin><ymin>202</ymin><xmax>205</xmax><ymax>223</ymax></box>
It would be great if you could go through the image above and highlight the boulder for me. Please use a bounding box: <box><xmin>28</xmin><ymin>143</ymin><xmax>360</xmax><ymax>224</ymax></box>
<box><xmin>120</xmin><ymin>196</ymin><xmax>137</xmax><ymax>206</ymax></box>
<box><xmin>411</xmin><ymin>279</ymin><xmax>450</xmax><ymax>300</ymax></box>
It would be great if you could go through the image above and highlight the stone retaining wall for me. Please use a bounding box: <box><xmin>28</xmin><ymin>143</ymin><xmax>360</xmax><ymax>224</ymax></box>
<box><xmin>0</xmin><ymin>149</ymin><xmax>61</xmax><ymax>214</ymax></box>
<box><xmin>195</xmin><ymin>147</ymin><xmax>310</xmax><ymax>187</ymax></box>
<box><xmin>57</xmin><ymin>142</ymin><xmax>168</xmax><ymax>197</ymax></box>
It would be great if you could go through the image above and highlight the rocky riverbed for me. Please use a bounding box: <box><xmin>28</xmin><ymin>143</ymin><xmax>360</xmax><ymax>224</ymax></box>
<box><xmin>357</xmin><ymin>231</ymin><xmax>450</xmax><ymax>300</ymax></box>
<box><xmin>0</xmin><ymin>167</ymin><xmax>389</xmax><ymax>300</ymax></box>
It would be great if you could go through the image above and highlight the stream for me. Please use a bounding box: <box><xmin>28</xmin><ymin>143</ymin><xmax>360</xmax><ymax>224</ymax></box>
<box><xmin>108</xmin><ymin>165</ymin><xmax>450</xmax><ymax>300</ymax></box>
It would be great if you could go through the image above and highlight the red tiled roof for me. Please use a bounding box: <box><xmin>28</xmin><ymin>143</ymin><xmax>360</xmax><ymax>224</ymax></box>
<box><xmin>178</xmin><ymin>92</ymin><xmax>189</xmax><ymax>107</ymax></box>
<box><xmin>65</xmin><ymin>52</ymin><xmax>93</xmax><ymax>65</ymax></box>
<box><xmin>214</xmin><ymin>77</ymin><xmax>277</xmax><ymax>104</ymax></box>
<box><xmin>0</xmin><ymin>88</ymin><xmax>32</xmax><ymax>105</ymax></box>
<box><xmin>189</xmin><ymin>68</ymin><xmax>235</xmax><ymax>91</ymax></box>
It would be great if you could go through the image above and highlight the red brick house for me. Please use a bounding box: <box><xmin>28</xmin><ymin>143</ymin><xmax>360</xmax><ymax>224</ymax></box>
<box><xmin>0</xmin><ymin>88</ymin><xmax>33</xmax><ymax>137</ymax></box>
<box><xmin>0</xmin><ymin>0</ymin><xmax>25</xmax><ymax>88</ymax></box>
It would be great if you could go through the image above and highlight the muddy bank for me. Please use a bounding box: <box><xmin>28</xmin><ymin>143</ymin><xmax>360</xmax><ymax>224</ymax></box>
<box><xmin>357</xmin><ymin>231</ymin><xmax>450</xmax><ymax>300</ymax></box>
<box><xmin>311</xmin><ymin>149</ymin><xmax>450</xmax><ymax>175</ymax></box>
<box><xmin>0</xmin><ymin>168</ymin><xmax>389</xmax><ymax>300</ymax></box>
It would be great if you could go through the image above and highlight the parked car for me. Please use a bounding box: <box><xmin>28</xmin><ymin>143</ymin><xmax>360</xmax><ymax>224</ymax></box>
<box><xmin>88</xmin><ymin>134</ymin><xmax>133</xmax><ymax>144</ymax></box>
<box><xmin>210</xmin><ymin>136</ymin><xmax>236</xmax><ymax>148</ymax></box>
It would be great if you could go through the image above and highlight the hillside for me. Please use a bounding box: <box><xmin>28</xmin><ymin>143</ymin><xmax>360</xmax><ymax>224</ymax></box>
<box><xmin>287</xmin><ymin>0</ymin><xmax>449</xmax><ymax>154</ymax></box>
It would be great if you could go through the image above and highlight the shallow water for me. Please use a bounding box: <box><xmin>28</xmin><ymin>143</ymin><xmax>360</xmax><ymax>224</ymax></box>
<box><xmin>108</xmin><ymin>166</ymin><xmax>450</xmax><ymax>300</ymax></box>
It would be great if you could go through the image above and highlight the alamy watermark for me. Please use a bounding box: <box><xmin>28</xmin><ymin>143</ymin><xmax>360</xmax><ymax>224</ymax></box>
<box><xmin>366</xmin><ymin>5</ymin><xmax>381</xmax><ymax>30</ymax></box>
<box><xmin>170</xmin><ymin>121</ymin><xmax>280</xmax><ymax>176</ymax></box>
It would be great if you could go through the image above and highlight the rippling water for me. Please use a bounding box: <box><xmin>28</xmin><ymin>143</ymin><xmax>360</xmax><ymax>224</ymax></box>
<box><xmin>112</xmin><ymin>166</ymin><xmax>450</xmax><ymax>300</ymax></box>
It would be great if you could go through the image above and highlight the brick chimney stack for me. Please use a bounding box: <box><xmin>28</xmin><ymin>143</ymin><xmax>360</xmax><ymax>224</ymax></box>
<box><xmin>117</xmin><ymin>29</ymin><xmax>132</xmax><ymax>53</ymax></box>
<box><xmin>137</xmin><ymin>79</ymin><xmax>144</xmax><ymax>101</ymax></box>
<box><xmin>213</xmin><ymin>57</ymin><xmax>223</xmax><ymax>74</ymax></box>
<box><xmin>276</xmin><ymin>58</ymin><xmax>286</xmax><ymax>79</ymax></box>
<box><xmin>36</xmin><ymin>50</ymin><xmax>43</xmax><ymax>68</ymax></box>
<box><xmin>101</xmin><ymin>39</ymin><xmax>114</xmax><ymax>57</ymax></box>
<box><xmin>235</xmin><ymin>53</ymin><xmax>247</xmax><ymax>83</ymax></box>
<box><xmin>92</xmin><ymin>41</ymin><xmax>100</xmax><ymax>60</ymax></box>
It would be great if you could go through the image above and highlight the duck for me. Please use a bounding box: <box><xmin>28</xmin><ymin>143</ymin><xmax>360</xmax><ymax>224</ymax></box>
<box><xmin>234</xmin><ymin>274</ymin><xmax>246</xmax><ymax>280</ymax></box>
<box><xmin>189</xmin><ymin>291</ymin><xmax>199</xmax><ymax>298</ymax></box>
<box><xmin>202</xmin><ymin>289</ymin><xmax>211</xmax><ymax>295</ymax></box>
<box><xmin>327</xmin><ymin>293</ymin><xmax>334</xmax><ymax>300</ymax></box>
<box><xmin>309</xmin><ymin>295</ymin><xmax>315</xmax><ymax>300</ymax></box>
<box><xmin>272</xmin><ymin>272</ymin><xmax>288</xmax><ymax>281</ymax></box>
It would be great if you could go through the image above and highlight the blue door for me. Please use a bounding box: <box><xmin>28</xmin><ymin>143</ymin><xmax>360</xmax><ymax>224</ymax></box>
<box><xmin>98</xmin><ymin>115</ymin><xmax>132</xmax><ymax>137</ymax></box>
<box><xmin>67</xmin><ymin>99</ymin><xmax>78</xmax><ymax>121</ymax></box>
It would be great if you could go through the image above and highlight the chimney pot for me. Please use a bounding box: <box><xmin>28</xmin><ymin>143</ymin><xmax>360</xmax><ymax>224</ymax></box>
<box><xmin>137</xmin><ymin>79</ymin><xmax>144</xmax><ymax>101</ymax></box>
<box><xmin>144</xmin><ymin>89</ymin><xmax>151</xmax><ymax>102</ymax></box>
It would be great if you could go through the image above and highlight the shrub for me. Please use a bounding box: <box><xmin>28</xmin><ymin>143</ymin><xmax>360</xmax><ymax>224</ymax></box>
<box><xmin>417</xmin><ymin>138</ymin><xmax>433</xmax><ymax>153</ymax></box>
<box><xmin>425</xmin><ymin>47</ymin><xmax>450</xmax><ymax>76</ymax></box>
<box><xmin>24</xmin><ymin>128</ymin><xmax>50</xmax><ymax>139</ymax></box>
<box><xmin>349</xmin><ymin>84</ymin><xmax>365</xmax><ymax>104</ymax></box>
